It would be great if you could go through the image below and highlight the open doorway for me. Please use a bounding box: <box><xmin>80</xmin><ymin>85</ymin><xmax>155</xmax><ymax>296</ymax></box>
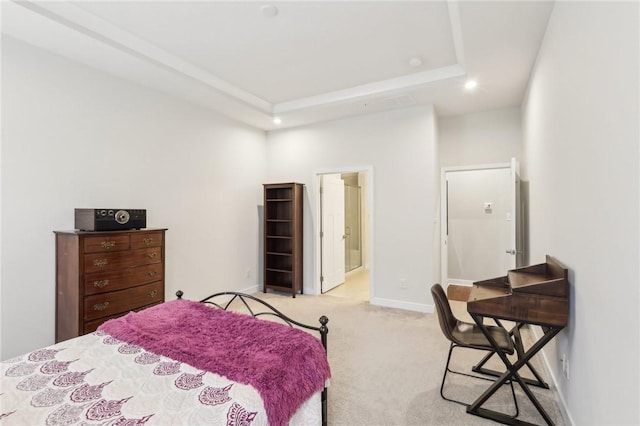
<box><xmin>316</xmin><ymin>168</ymin><xmax>372</xmax><ymax>301</ymax></box>
<box><xmin>343</xmin><ymin>173</ymin><xmax>363</xmax><ymax>273</ymax></box>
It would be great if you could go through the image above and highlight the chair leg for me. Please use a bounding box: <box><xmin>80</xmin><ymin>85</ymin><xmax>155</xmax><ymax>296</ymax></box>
<box><xmin>508</xmin><ymin>375</ymin><xmax>520</xmax><ymax>418</ymax></box>
<box><xmin>439</xmin><ymin>343</ymin><xmax>519</xmax><ymax>417</ymax></box>
<box><xmin>440</xmin><ymin>343</ymin><xmax>466</xmax><ymax>405</ymax></box>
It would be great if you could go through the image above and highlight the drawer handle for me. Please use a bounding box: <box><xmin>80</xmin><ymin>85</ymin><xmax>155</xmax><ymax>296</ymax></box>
<box><xmin>143</xmin><ymin>238</ymin><xmax>154</xmax><ymax>246</ymax></box>
<box><xmin>93</xmin><ymin>280</ymin><xmax>109</xmax><ymax>288</ymax></box>
<box><xmin>101</xmin><ymin>241</ymin><xmax>116</xmax><ymax>249</ymax></box>
<box><xmin>147</xmin><ymin>252</ymin><xmax>157</xmax><ymax>259</ymax></box>
<box><xmin>148</xmin><ymin>271</ymin><xmax>157</xmax><ymax>277</ymax></box>
<box><xmin>93</xmin><ymin>259</ymin><xmax>108</xmax><ymax>267</ymax></box>
<box><xmin>148</xmin><ymin>290</ymin><xmax>158</xmax><ymax>297</ymax></box>
<box><xmin>93</xmin><ymin>302</ymin><xmax>109</xmax><ymax>311</ymax></box>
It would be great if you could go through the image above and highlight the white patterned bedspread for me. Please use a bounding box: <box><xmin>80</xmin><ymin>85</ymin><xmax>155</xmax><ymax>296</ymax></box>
<box><xmin>0</xmin><ymin>331</ymin><xmax>321</xmax><ymax>425</ymax></box>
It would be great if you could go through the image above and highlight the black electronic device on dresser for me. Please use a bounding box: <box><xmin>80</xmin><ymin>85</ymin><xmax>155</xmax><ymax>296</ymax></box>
<box><xmin>75</xmin><ymin>208</ymin><xmax>146</xmax><ymax>231</ymax></box>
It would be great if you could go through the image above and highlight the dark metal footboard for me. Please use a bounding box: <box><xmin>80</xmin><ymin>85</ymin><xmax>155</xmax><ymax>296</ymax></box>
<box><xmin>175</xmin><ymin>290</ymin><xmax>329</xmax><ymax>426</ymax></box>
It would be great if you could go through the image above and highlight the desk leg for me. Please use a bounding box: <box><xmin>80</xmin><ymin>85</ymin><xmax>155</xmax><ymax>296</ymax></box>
<box><xmin>472</xmin><ymin>323</ymin><xmax>550</xmax><ymax>389</ymax></box>
<box><xmin>467</xmin><ymin>314</ymin><xmax>561</xmax><ymax>426</ymax></box>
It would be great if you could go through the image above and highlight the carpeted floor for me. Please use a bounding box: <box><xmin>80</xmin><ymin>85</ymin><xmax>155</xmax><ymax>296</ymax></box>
<box><xmin>252</xmin><ymin>289</ymin><xmax>570</xmax><ymax>426</ymax></box>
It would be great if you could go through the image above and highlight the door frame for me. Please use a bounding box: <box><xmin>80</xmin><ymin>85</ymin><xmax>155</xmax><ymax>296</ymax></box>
<box><xmin>313</xmin><ymin>165</ymin><xmax>374</xmax><ymax>297</ymax></box>
<box><xmin>440</xmin><ymin>162</ymin><xmax>511</xmax><ymax>289</ymax></box>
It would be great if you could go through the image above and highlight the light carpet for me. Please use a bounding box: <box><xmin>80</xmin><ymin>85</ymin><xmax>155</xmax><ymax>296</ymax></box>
<box><xmin>251</xmin><ymin>291</ymin><xmax>570</xmax><ymax>426</ymax></box>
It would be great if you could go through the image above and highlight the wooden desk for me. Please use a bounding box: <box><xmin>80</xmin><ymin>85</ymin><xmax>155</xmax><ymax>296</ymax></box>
<box><xmin>466</xmin><ymin>256</ymin><xmax>569</xmax><ymax>426</ymax></box>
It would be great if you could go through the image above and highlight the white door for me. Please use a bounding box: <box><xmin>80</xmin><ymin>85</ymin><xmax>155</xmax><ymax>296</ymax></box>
<box><xmin>321</xmin><ymin>174</ymin><xmax>346</xmax><ymax>293</ymax></box>
<box><xmin>508</xmin><ymin>158</ymin><xmax>523</xmax><ymax>268</ymax></box>
<box><xmin>441</xmin><ymin>160</ymin><xmax>522</xmax><ymax>287</ymax></box>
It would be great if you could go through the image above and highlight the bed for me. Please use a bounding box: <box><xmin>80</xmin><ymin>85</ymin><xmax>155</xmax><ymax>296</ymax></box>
<box><xmin>1</xmin><ymin>291</ymin><xmax>331</xmax><ymax>426</ymax></box>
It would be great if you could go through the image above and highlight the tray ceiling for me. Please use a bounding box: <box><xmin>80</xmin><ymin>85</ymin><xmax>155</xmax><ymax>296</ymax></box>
<box><xmin>2</xmin><ymin>1</ymin><xmax>554</xmax><ymax>130</ymax></box>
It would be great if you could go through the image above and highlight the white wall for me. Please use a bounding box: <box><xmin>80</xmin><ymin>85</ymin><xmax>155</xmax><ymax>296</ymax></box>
<box><xmin>522</xmin><ymin>2</ymin><xmax>639</xmax><ymax>424</ymax></box>
<box><xmin>1</xmin><ymin>37</ymin><xmax>267</xmax><ymax>359</ymax></box>
<box><xmin>266</xmin><ymin>106</ymin><xmax>438</xmax><ymax>311</ymax></box>
<box><xmin>438</xmin><ymin>107</ymin><xmax>521</xmax><ymax>167</ymax></box>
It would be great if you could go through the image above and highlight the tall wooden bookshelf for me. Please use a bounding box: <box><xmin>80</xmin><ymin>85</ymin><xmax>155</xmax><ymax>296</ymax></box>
<box><xmin>263</xmin><ymin>183</ymin><xmax>303</xmax><ymax>297</ymax></box>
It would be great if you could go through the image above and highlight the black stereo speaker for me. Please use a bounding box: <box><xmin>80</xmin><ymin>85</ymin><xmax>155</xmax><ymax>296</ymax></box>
<box><xmin>75</xmin><ymin>209</ymin><xmax>147</xmax><ymax>231</ymax></box>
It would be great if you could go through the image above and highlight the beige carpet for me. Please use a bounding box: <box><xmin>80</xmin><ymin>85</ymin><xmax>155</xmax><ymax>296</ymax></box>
<box><xmin>323</xmin><ymin>268</ymin><xmax>370</xmax><ymax>301</ymax></box>
<box><xmin>249</xmin><ymin>289</ymin><xmax>570</xmax><ymax>426</ymax></box>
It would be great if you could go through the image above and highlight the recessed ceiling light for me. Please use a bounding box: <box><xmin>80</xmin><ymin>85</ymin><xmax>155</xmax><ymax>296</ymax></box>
<box><xmin>465</xmin><ymin>80</ymin><xmax>478</xmax><ymax>90</ymax></box>
<box><xmin>272</xmin><ymin>117</ymin><xmax>282</xmax><ymax>125</ymax></box>
<box><xmin>261</xmin><ymin>4</ymin><xmax>278</xmax><ymax>18</ymax></box>
<box><xmin>409</xmin><ymin>56</ymin><xmax>423</xmax><ymax>67</ymax></box>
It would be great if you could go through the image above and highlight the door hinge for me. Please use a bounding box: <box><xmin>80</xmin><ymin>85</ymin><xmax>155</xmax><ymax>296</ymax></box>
<box><xmin>320</xmin><ymin>276</ymin><xmax>324</xmax><ymax>283</ymax></box>
<box><xmin>320</xmin><ymin>231</ymin><xmax>323</xmax><ymax>238</ymax></box>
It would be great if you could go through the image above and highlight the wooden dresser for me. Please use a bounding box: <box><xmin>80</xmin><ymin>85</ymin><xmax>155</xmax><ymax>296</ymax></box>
<box><xmin>54</xmin><ymin>228</ymin><xmax>167</xmax><ymax>342</ymax></box>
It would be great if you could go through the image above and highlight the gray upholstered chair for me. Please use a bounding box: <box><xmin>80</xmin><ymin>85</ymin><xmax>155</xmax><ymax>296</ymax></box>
<box><xmin>431</xmin><ymin>283</ymin><xmax>518</xmax><ymax>413</ymax></box>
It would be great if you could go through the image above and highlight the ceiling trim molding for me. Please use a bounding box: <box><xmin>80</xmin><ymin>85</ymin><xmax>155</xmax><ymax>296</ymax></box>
<box><xmin>273</xmin><ymin>64</ymin><xmax>466</xmax><ymax>114</ymax></box>
<box><xmin>13</xmin><ymin>0</ymin><xmax>273</xmax><ymax>113</ymax></box>
<box><xmin>447</xmin><ymin>0</ymin><xmax>466</xmax><ymax>66</ymax></box>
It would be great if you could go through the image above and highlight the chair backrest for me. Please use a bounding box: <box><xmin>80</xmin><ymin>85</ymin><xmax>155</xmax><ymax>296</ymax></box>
<box><xmin>431</xmin><ymin>283</ymin><xmax>459</xmax><ymax>344</ymax></box>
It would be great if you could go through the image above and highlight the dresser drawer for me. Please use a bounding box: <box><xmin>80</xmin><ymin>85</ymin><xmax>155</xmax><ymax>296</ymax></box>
<box><xmin>84</xmin><ymin>264</ymin><xmax>164</xmax><ymax>295</ymax></box>
<box><xmin>84</xmin><ymin>247</ymin><xmax>162</xmax><ymax>273</ymax></box>
<box><xmin>83</xmin><ymin>234</ymin><xmax>131</xmax><ymax>253</ymax></box>
<box><xmin>83</xmin><ymin>302</ymin><xmax>163</xmax><ymax>334</ymax></box>
<box><xmin>84</xmin><ymin>282</ymin><xmax>164</xmax><ymax>321</ymax></box>
<box><xmin>131</xmin><ymin>231</ymin><xmax>163</xmax><ymax>249</ymax></box>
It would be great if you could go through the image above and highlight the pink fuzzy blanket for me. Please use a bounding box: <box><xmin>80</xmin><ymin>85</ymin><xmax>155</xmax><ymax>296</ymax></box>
<box><xmin>98</xmin><ymin>299</ymin><xmax>330</xmax><ymax>426</ymax></box>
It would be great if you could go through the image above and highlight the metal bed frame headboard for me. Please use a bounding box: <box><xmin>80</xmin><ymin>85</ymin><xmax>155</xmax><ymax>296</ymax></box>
<box><xmin>175</xmin><ymin>290</ymin><xmax>329</xmax><ymax>426</ymax></box>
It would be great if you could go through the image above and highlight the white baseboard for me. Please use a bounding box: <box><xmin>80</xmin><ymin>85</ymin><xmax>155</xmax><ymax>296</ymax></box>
<box><xmin>240</xmin><ymin>284</ymin><xmax>260</xmax><ymax>294</ymax></box>
<box><xmin>370</xmin><ymin>297</ymin><xmax>433</xmax><ymax>314</ymax></box>
<box><xmin>447</xmin><ymin>279</ymin><xmax>474</xmax><ymax>286</ymax></box>
<box><xmin>529</xmin><ymin>327</ymin><xmax>575</xmax><ymax>425</ymax></box>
